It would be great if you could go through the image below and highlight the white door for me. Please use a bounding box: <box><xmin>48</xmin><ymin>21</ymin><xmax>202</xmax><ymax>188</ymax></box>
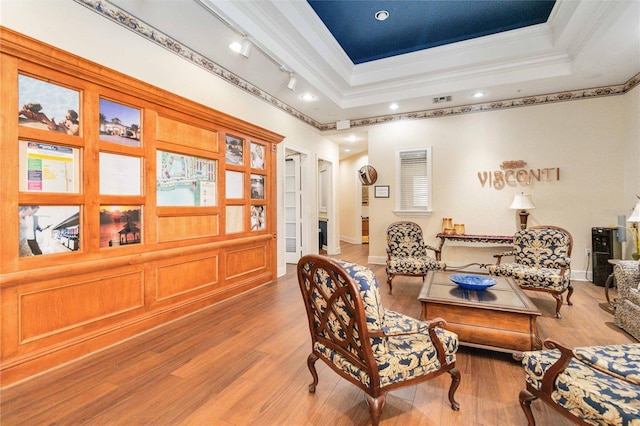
<box><xmin>284</xmin><ymin>155</ymin><xmax>302</xmax><ymax>263</ymax></box>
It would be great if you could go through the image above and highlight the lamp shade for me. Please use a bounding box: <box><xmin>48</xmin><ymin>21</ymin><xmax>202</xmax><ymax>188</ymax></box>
<box><xmin>628</xmin><ymin>201</ymin><xmax>640</xmax><ymax>223</ymax></box>
<box><xmin>510</xmin><ymin>193</ymin><xmax>536</xmax><ymax>210</ymax></box>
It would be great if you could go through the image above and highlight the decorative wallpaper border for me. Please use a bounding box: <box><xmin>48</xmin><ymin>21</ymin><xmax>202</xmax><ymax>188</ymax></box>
<box><xmin>75</xmin><ymin>0</ymin><xmax>639</xmax><ymax>133</ymax></box>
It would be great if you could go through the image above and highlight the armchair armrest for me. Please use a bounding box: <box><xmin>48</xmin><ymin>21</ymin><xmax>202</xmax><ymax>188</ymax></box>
<box><xmin>424</xmin><ymin>244</ymin><xmax>442</xmax><ymax>261</ymax></box>
<box><xmin>493</xmin><ymin>250</ymin><xmax>514</xmax><ymax>265</ymax></box>
<box><xmin>369</xmin><ymin>315</ymin><xmax>450</xmax><ymax>365</ymax></box>
<box><xmin>539</xmin><ymin>339</ymin><xmax>574</xmax><ymax>394</ymax></box>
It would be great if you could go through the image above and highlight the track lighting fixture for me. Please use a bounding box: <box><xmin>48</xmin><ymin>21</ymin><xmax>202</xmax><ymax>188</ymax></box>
<box><xmin>287</xmin><ymin>73</ymin><xmax>297</xmax><ymax>91</ymax></box>
<box><xmin>239</xmin><ymin>37</ymin><xmax>252</xmax><ymax>58</ymax></box>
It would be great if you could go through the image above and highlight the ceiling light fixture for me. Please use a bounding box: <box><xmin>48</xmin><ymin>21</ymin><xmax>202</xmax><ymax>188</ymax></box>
<box><xmin>287</xmin><ymin>73</ymin><xmax>298</xmax><ymax>91</ymax></box>
<box><xmin>389</xmin><ymin>103</ymin><xmax>399</xmax><ymax>110</ymax></box>
<box><xmin>300</xmin><ymin>93</ymin><xmax>316</xmax><ymax>101</ymax></box>
<box><xmin>472</xmin><ymin>91</ymin><xmax>486</xmax><ymax>98</ymax></box>
<box><xmin>375</xmin><ymin>10</ymin><xmax>389</xmax><ymax>21</ymax></box>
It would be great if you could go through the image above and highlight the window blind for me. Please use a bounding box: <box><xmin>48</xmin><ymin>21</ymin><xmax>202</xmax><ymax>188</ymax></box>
<box><xmin>399</xmin><ymin>149</ymin><xmax>429</xmax><ymax>210</ymax></box>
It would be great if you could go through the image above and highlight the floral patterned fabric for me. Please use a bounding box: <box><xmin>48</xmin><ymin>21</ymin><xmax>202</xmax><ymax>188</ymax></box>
<box><xmin>386</xmin><ymin>221</ymin><xmax>445</xmax><ymax>278</ymax></box>
<box><xmin>573</xmin><ymin>344</ymin><xmax>640</xmax><ymax>386</ymax></box>
<box><xmin>522</xmin><ymin>344</ymin><xmax>640</xmax><ymax>425</ymax></box>
<box><xmin>489</xmin><ymin>227</ymin><xmax>571</xmax><ymax>291</ymax></box>
<box><xmin>310</xmin><ymin>260</ymin><xmax>457</xmax><ymax>388</ymax></box>
<box><xmin>614</xmin><ymin>261</ymin><xmax>640</xmax><ymax>341</ymax></box>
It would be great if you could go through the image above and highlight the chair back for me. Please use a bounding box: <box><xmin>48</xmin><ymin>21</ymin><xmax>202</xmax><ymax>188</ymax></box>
<box><xmin>386</xmin><ymin>221</ymin><xmax>426</xmax><ymax>257</ymax></box>
<box><xmin>513</xmin><ymin>226</ymin><xmax>573</xmax><ymax>269</ymax></box>
<box><xmin>297</xmin><ymin>255</ymin><xmax>383</xmax><ymax>388</ymax></box>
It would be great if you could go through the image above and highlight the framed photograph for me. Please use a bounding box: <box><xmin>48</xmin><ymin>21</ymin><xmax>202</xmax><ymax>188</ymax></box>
<box><xmin>100</xmin><ymin>205</ymin><xmax>141</xmax><ymax>248</ymax></box>
<box><xmin>251</xmin><ymin>174</ymin><xmax>265</xmax><ymax>199</ymax></box>
<box><xmin>156</xmin><ymin>150</ymin><xmax>217</xmax><ymax>206</ymax></box>
<box><xmin>374</xmin><ymin>185</ymin><xmax>390</xmax><ymax>198</ymax></box>
<box><xmin>250</xmin><ymin>143</ymin><xmax>265</xmax><ymax>169</ymax></box>
<box><xmin>251</xmin><ymin>205</ymin><xmax>266</xmax><ymax>231</ymax></box>
<box><xmin>99</xmin><ymin>99</ymin><xmax>141</xmax><ymax>147</ymax></box>
<box><xmin>18</xmin><ymin>74</ymin><xmax>81</xmax><ymax>136</ymax></box>
<box><xmin>225</xmin><ymin>135</ymin><xmax>243</xmax><ymax>165</ymax></box>
<box><xmin>19</xmin><ymin>205</ymin><xmax>80</xmax><ymax>256</ymax></box>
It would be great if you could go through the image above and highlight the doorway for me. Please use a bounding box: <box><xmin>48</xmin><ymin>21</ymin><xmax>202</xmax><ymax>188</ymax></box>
<box><xmin>284</xmin><ymin>151</ymin><xmax>302</xmax><ymax>264</ymax></box>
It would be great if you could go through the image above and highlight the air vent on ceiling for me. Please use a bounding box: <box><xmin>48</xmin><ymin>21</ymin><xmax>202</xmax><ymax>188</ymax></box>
<box><xmin>433</xmin><ymin>95</ymin><xmax>452</xmax><ymax>104</ymax></box>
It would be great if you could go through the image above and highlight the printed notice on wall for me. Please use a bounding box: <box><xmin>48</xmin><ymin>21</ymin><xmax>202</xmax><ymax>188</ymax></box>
<box><xmin>23</xmin><ymin>142</ymin><xmax>77</xmax><ymax>193</ymax></box>
<box><xmin>99</xmin><ymin>152</ymin><xmax>141</xmax><ymax>195</ymax></box>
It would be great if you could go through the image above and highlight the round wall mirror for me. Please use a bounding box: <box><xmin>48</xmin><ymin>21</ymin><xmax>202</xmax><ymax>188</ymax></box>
<box><xmin>358</xmin><ymin>165</ymin><xmax>378</xmax><ymax>186</ymax></box>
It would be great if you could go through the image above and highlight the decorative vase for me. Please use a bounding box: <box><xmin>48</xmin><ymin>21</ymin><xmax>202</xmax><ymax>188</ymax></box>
<box><xmin>442</xmin><ymin>217</ymin><xmax>453</xmax><ymax>233</ymax></box>
<box><xmin>454</xmin><ymin>224</ymin><xmax>465</xmax><ymax>235</ymax></box>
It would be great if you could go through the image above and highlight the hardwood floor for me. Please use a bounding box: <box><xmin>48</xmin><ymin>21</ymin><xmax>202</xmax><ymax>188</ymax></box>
<box><xmin>1</xmin><ymin>243</ymin><xmax>636</xmax><ymax>425</ymax></box>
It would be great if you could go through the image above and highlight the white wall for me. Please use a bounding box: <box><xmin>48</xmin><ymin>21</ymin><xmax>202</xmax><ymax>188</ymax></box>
<box><xmin>355</xmin><ymin>91</ymin><xmax>639</xmax><ymax>279</ymax></box>
<box><xmin>1</xmin><ymin>0</ymin><xmax>340</xmax><ymax>277</ymax></box>
<box><xmin>338</xmin><ymin>152</ymin><xmax>369</xmax><ymax>244</ymax></box>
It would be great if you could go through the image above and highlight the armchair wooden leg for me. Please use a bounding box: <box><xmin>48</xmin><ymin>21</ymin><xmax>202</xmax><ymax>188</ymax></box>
<box><xmin>386</xmin><ymin>271</ymin><xmax>394</xmax><ymax>294</ymax></box>
<box><xmin>307</xmin><ymin>353</ymin><xmax>319</xmax><ymax>393</ymax></box>
<box><xmin>553</xmin><ymin>294</ymin><xmax>563</xmax><ymax>319</ymax></box>
<box><xmin>365</xmin><ymin>393</ymin><xmax>386</xmax><ymax>426</ymax></box>
<box><xmin>448</xmin><ymin>367</ymin><xmax>461</xmax><ymax>411</ymax></box>
<box><xmin>566</xmin><ymin>284</ymin><xmax>574</xmax><ymax>306</ymax></box>
<box><xmin>519</xmin><ymin>388</ymin><xmax>538</xmax><ymax>426</ymax></box>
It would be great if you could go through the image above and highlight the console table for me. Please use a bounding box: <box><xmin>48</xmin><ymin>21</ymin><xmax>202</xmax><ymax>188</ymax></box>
<box><xmin>435</xmin><ymin>233</ymin><xmax>514</xmax><ymax>270</ymax></box>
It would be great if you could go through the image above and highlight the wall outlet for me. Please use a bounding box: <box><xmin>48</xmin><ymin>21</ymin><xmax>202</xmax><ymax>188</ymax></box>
<box><xmin>585</xmin><ymin>248</ymin><xmax>591</xmax><ymax>256</ymax></box>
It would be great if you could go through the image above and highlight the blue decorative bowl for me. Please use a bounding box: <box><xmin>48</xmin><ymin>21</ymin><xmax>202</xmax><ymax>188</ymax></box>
<box><xmin>449</xmin><ymin>274</ymin><xmax>496</xmax><ymax>291</ymax></box>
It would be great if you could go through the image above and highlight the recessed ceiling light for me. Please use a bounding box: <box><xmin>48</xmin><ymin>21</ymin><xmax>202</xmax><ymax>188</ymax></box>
<box><xmin>229</xmin><ymin>42</ymin><xmax>242</xmax><ymax>53</ymax></box>
<box><xmin>375</xmin><ymin>10</ymin><xmax>389</xmax><ymax>21</ymax></box>
<box><xmin>471</xmin><ymin>91</ymin><xmax>486</xmax><ymax>98</ymax></box>
<box><xmin>347</xmin><ymin>135</ymin><xmax>357</xmax><ymax>142</ymax></box>
<box><xmin>389</xmin><ymin>103</ymin><xmax>399</xmax><ymax>110</ymax></box>
<box><xmin>344</xmin><ymin>148</ymin><xmax>351</xmax><ymax>153</ymax></box>
<box><xmin>300</xmin><ymin>93</ymin><xmax>316</xmax><ymax>101</ymax></box>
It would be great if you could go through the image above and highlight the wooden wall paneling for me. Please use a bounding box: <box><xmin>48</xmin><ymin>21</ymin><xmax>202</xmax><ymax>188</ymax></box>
<box><xmin>225</xmin><ymin>241</ymin><xmax>268</xmax><ymax>281</ymax></box>
<box><xmin>156</xmin><ymin>213</ymin><xmax>219</xmax><ymax>242</ymax></box>
<box><xmin>0</xmin><ymin>27</ymin><xmax>283</xmax><ymax>386</ymax></box>
<box><xmin>156</xmin><ymin>115</ymin><xmax>218</xmax><ymax>152</ymax></box>
<box><xmin>154</xmin><ymin>251</ymin><xmax>219</xmax><ymax>302</ymax></box>
<box><xmin>0</xmin><ymin>54</ymin><xmax>20</xmax><ymax>273</ymax></box>
<box><xmin>83</xmin><ymin>89</ymin><xmax>100</xmax><ymax>254</ymax></box>
<box><xmin>18</xmin><ymin>270</ymin><xmax>145</xmax><ymax>344</ymax></box>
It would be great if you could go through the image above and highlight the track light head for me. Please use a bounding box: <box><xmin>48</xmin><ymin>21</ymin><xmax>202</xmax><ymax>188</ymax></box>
<box><xmin>287</xmin><ymin>73</ymin><xmax>297</xmax><ymax>91</ymax></box>
<box><xmin>239</xmin><ymin>38</ymin><xmax>252</xmax><ymax>58</ymax></box>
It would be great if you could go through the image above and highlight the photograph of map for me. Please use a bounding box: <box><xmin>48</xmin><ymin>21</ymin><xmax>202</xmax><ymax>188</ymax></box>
<box><xmin>156</xmin><ymin>150</ymin><xmax>216</xmax><ymax>206</ymax></box>
<box><xmin>21</xmin><ymin>141</ymin><xmax>79</xmax><ymax>193</ymax></box>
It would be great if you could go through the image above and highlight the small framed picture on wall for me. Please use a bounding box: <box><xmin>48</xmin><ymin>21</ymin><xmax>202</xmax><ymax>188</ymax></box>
<box><xmin>374</xmin><ymin>185</ymin><xmax>389</xmax><ymax>198</ymax></box>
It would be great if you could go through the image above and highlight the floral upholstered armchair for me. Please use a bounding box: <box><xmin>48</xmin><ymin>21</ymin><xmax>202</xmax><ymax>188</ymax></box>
<box><xmin>385</xmin><ymin>221</ymin><xmax>445</xmax><ymax>294</ymax></box>
<box><xmin>489</xmin><ymin>226</ymin><xmax>573</xmax><ymax>318</ymax></box>
<box><xmin>297</xmin><ymin>255</ymin><xmax>460</xmax><ymax>426</ymax></box>
<box><xmin>614</xmin><ymin>260</ymin><xmax>640</xmax><ymax>340</ymax></box>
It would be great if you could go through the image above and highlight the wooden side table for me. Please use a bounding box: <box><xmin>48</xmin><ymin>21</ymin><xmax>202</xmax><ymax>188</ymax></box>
<box><xmin>604</xmin><ymin>259</ymin><xmax>621</xmax><ymax>307</ymax></box>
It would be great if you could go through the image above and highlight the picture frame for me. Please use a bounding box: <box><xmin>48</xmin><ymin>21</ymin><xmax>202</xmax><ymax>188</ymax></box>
<box><xmin>18</xmin><ymin>74</ymin><xmax>81</xmax><ymax>136</ymax></box>
<box><xmin>225</xmin><ymin>135</ymin><xmax>244</xmax><ymax>165</ymax></box>
<box><xmin>19</xmin><ymin>205</ymin><xmax>80</xmax><ymax>256</ymax></box>
<box><xmin>99</xmin><ymin>205</ymin><xmax>142</xmax><ymax>248</ymax></box>
<box><xmin>374</xmin><ymin>185</ymin><xmax>389</xmax><ymax>198</ymax></box>
<box><xmin>99</xmin><ymin>98</ymin><xmax>141</xmax><ymax>147</ymax></box>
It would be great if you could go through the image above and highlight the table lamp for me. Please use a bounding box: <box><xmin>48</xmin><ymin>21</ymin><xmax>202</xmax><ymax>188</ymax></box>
<box><xmin>627</xmin><ymin>201</ymin><xmax>640</xmax><ymax>259</ymax></box>
<box><xmin>510</xmin><ymin>193</ymin><xmax>536</xmax><ymax>230</ymax></box>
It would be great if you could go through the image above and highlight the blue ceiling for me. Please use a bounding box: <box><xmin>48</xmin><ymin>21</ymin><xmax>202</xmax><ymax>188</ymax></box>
<box><xmin>307</xmin><ymin>1</ymin><xmax>556</xmax><ymax>64</ymax></box>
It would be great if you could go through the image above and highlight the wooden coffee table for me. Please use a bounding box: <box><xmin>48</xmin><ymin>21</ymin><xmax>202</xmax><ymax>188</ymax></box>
<box><xmin>419</xmin><ymin>270</ymin><xmax>542</xmax><ymax>355</ymax></box>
